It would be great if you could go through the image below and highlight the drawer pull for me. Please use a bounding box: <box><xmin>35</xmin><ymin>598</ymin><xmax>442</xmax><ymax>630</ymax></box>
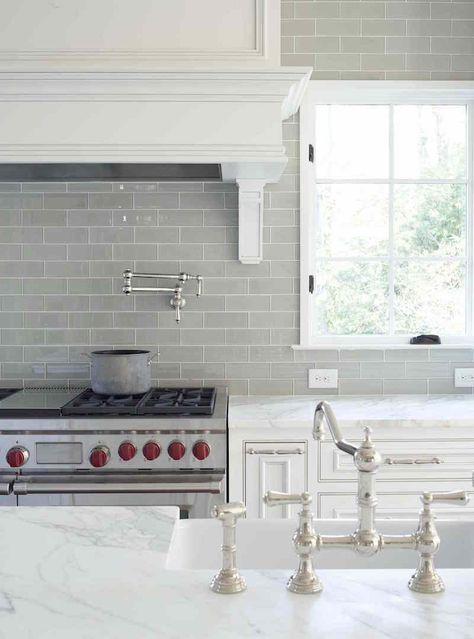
<box><xmin>246</xmin><ymin>448</ymin><xmax>304</xmax><ymax>456</ymax></box>
<box><xmin>384</xmin><ymin>457</ymin><xmax>443</xmax><ymax>466</ymax></box>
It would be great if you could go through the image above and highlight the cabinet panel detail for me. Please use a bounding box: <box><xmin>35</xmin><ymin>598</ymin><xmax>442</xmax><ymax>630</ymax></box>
<box><xmin>244</xmin><ymin>441</ymin><xmax>307</xmax><ymax>519</ymax></box>
<box><xmin>318</xmin><ymin>490</ymin><xmax>474</xmax><ymax>520</ymax></box>
<box><xmin>319</xmin><ymin>440</ymin><xmax>474</xmax><ymax>482</ymax></box>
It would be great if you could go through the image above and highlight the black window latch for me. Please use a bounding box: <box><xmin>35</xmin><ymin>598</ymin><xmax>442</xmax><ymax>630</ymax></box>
<box><xmin>309</xmin><ymin>275</ymin><xmax>314</xmax><ymax>294</ymax></box>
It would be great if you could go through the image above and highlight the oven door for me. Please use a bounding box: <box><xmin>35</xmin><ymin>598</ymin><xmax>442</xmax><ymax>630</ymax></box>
<box><xmin>13</xmin><ymin>471</ymin><xmax>225</xmax><ymax>518</ymax></box>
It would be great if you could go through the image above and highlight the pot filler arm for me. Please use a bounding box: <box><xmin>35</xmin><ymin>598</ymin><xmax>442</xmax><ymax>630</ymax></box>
<box><xmin>122</xmin><ymin>270</ymin><xmax>203</xmax><ymax>323</ymax></box>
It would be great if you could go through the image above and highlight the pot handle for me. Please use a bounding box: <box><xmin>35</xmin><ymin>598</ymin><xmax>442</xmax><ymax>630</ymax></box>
<box><xmin>147</xmin><ymin>351</ymin><xmax>159</xmax><ymax>365</ymax></box>
<box><xmin>81</xmin><ymin>353</ymin><xmax>92</xmax><ymax>360</ymax></box>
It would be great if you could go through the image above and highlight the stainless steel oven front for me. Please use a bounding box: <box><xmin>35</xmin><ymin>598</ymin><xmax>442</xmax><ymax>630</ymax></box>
<box><xmin>0</xmin><ymin>409</ymin><xmax>227</xmax><ymax>518</ymax></box>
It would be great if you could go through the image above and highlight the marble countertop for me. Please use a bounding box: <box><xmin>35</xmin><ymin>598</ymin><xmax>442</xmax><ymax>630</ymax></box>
<box><xmin>229</xmin><ymin>394</ymin><xmax>474</xmax><ymax>431</ymax></box>
<box><xmin>0</xmin><ymin>506</ymin><xmax>473</xmax><ymax>639</ymax></box>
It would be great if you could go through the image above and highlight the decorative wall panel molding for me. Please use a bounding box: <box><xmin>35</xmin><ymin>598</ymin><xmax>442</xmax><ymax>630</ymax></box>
<box><xmin>0</xmin><ymin>0</ymin><xmax>280</xmax><ymax>70</ymax></box>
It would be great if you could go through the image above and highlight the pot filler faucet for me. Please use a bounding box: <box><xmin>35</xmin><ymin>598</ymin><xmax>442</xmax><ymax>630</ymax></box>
<box><xmin>122</xmin><ymin>269</ymin><xmax>203</xmax><ymax>323</ymax></box>
<box><xmin>264</xmin><ymin>400</ymin><xmax>470</xmax><ymax>595</ymax></box>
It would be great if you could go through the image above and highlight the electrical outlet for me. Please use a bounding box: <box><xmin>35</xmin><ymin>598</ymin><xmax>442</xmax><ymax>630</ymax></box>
<box><xmin>308</xmin><ymin>368</ymin><xmax>338</xmax><ymax>389</ymax></box>
<box><xmin>454</xmin><ymin>368</ymin><xmax>474</xmax><ymax>388</ymax></box>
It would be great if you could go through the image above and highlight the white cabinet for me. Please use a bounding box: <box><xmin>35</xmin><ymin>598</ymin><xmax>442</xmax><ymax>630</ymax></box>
<box><xmin>230</xmin><ymin>420</ymin><xmax>474</xmax><ymax>521</ymax></box>
<box><xmin>243</xmin><ymin>441</ymin><xmax>307</xmax><ymax>519</ymax></box>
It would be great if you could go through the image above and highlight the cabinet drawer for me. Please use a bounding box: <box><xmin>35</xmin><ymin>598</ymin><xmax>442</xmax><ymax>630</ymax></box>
<box><xmin>318</xmin><ymin>489</ymin><xmax>474</xmax><ymax>520</ymax></box>
<box><xmin>319</xmin><ymin>439</ymin><xmax>474</xmax><ymax>482</ymax></box>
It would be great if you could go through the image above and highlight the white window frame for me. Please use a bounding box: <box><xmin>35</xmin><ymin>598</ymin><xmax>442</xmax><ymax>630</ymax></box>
<box><xmin>298</xmin><ymin>81</ymin><xmax>474</xmax><ymax>350</ymax></box>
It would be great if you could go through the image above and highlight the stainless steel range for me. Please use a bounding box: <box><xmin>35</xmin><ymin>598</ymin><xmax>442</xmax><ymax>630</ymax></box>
<box><xmin>0</xmin><ymin>386</ymin><xmax>227</xmax><ymax>518</ymax></box>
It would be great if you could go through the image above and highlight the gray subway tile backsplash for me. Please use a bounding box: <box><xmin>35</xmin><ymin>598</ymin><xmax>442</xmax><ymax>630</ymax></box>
<box><xmin>88</xmin><ymin>193</ymin><xmax>133</xmax><ymax>209</ymax></box>
<box><xmin>0</xmin><ymin>211</ymin><xmax>22</xmax><ymax>226</ymax></box>
<box><xmin>134</xmin><ymin>193</ymin><xmax>179</xmax><ymax>210</ymax></box>
<box><xmin>383</xmin><ymin>379</ymin><xmax>429</xmax><ymax>395</ymax></box>
<box><xmin>44</xmin><ymin>193</ymin><xmax>88</xmax><ymax>209</ymax></box>
<box><xmin>0</xmin><ymin>194</ymin><xmax>42</xmax><ymax>209</ymax></box>
<box><xmin>405</xmin><ymin>362</ymin><xmax>451</xmax><ymax>379</ymax></box>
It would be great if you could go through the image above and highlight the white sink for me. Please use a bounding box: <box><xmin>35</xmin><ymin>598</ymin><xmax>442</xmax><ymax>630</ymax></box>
<box><xmin>166</xmin><ymin>518</ymin><xmax>474</xmax><ymax>570</ymax></box>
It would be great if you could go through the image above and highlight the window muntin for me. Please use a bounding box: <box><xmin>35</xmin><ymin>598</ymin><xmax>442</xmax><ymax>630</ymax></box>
<box><xmin>307</xmin><ymin>100</ymin><xmax>471</xmax><ymax>344</ymax></box>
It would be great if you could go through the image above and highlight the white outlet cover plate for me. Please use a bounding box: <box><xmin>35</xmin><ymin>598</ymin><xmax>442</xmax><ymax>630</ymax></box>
<box><xmin>454</xmin><ymin>367</ymin><xmax>474</xmax><ymax>388</ymax></box>
<box><xmin>308</xmin><ymin>368</ymin><xmax>338</xmax><ymax>389</ymax></box>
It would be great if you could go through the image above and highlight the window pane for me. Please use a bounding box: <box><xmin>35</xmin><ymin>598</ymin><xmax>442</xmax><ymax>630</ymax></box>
<box><xmin>313</xmin><ymin>261</ymin><xmax>389</xmax><ymax>335</ymax></box>
<box><xmin>315</xmin><ymin>105</ymin><xmax>389</xmax><ymax>179</ymax></box>
<box><xmin>394</xmin><ymin>184</ymin><xmax>466</xmax><ymax>257</ymax></box>
<box><xmin>394</xmin><ymin>105</ymin><xmax>466</xmax><ymax>179</ymax></box>
<box><xmin>316</xmin><ymin>184</ymin><xmax>389</xmax><ymax>257</ymax></box>
<box><xmin>394</xmin><ymin>261</ymin><xmax>465</xmax><ymax>335</ymax></box>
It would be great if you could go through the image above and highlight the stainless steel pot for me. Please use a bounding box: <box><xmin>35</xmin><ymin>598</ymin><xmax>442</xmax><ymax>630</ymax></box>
<box><xmin>83</xmin><ymin>350</ymin><xmax>158</xmax><ymax>395</ymax></box>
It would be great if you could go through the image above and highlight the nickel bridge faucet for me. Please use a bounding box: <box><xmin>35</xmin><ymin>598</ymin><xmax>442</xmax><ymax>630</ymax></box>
<box><xmin>264</xmin><ymin>400</ymin><xmax>470</xmax><ymax>595</ymax></box>
<box><xmin>122</xmin><ymin>269</ymin><xmax>203</xmax><ymax>323</ymax></box>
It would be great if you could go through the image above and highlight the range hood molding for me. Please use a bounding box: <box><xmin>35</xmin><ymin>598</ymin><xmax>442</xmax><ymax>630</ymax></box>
<box><xmin>0</xmin><ymin>69</ymin><xmax>310</xmax><ymax>263</ymax></box>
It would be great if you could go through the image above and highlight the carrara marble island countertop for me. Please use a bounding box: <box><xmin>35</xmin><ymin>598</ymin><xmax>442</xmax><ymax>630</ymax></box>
<box><xmin>229</xmin><ymin>394</ymin><xmax>474</xmax><ymax>432</ymax></box>
<box><xmin>0</xmin><ymin>505</ymin><xmax>472</xmax><ymax>638</ymax></box>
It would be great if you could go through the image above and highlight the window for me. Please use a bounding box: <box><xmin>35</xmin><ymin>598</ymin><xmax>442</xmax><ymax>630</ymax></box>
<box><xmin>299</xmin><ymin>82</ymin><xmax>474</xmax><ymax>347</ymax></box>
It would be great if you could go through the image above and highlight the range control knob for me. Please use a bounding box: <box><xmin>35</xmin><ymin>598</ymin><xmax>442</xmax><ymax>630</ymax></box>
<box><xmin>118</xmin><ymin>441</ymin><xmax>136</xmax><ymax>461</ymax></box>
<box><xmin>89</xmin><ymin>446</ymin><xmax>110</xmax><ymax>468</ymax></box>
<box><xmin>6</xmin><ymin>446</ymin><xmax>29</xmax><ymax>468</ymax></box>
<box><xmin>192</xmin><ymin>441</ymin><xmax>210</xmax><ymax>461</ymax></box>
<box><xmin>143</xmin><ymin>441</ymin><xmax>161</xmax><ymax>461</ymax></box>
<box><xmin>168</xmin><ymin>441</ymin><xmax>186</xmax><ymax>461</ymax></box>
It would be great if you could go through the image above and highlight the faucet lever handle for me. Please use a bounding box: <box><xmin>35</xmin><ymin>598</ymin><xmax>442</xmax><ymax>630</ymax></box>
<box><xmin>423</xmin><ymin>490</ymin><xmax>469</xmax><ymax>506</ymax></box>
<box><xmin>263</xmin><ymin>490</ymin><xmax>312</xmax><ymax>507</ymax></box>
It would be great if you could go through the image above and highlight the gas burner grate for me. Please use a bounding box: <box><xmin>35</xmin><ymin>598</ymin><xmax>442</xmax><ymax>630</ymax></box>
<box><xmin>60</xmin><ymin>387</ymin><xmax>217</xmax><ymax>416</ymax></box>
<box><xmin>61</xmin><ymin>389</ymin><xmax>147</xmax><ymax>415</ymax></box>
<box><xmin>139</xmin><ymin>387</ymin><xmax>217</xmax><ymax>415</ymax></box>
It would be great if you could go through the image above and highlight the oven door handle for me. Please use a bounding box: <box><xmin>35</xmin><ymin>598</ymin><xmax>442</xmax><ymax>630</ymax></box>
<box><xmin>13</xmin><ymin>478</ymin><xmax>224</xmax><ymax>495</ymax></box>
<box><xmin>0</xmin><ymin>480</ymin><xmax>13</xmax><ymax>495</ymax></box>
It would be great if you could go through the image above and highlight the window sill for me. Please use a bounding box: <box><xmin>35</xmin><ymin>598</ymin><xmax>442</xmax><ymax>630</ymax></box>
<box><xmin>292</xmin><ymin>344</ymin><xmax>474</xmax><ymax>351</ymax></box>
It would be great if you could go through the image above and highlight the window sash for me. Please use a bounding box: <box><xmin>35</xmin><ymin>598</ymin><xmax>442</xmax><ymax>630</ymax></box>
<box><xmin>299</xmin><ymin>81</ymin><xmax>474</xmax><ymax>348</ymax></box>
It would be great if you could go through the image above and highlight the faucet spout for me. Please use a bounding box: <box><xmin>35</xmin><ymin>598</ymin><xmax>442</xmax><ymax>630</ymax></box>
<box><xmin>313</xmin><ymin>401</ymin><xmax>357</xmax><ymax>456</ymax></box>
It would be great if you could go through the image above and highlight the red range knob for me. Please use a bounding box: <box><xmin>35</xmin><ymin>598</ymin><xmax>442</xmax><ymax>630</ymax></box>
<box><xmin>168</xmin><ymin>441</ymin><xmax>185</xmax><ymax>461</ymax></box>
<box><xmin>118</xmin><ymin>441</ymin><xmax>136</xmax><ymax>461</ymax></box>
<box><xmin>6</xmin><ymin>446</ymin><xmax>29</xmax><ymax>468</ymax></box>
<box><xmin>192</xmin><ymin>441</ymin><xmax>210</xmax><ymax>461</ymax></box>
<box><xmin>143</xmin><ymin>441</ymin><xmax>161</xmax><ymax>461</ymax></box>
<box><xmin>89</xmin><ymin>446</ymin><xmax>110</xmax><ymax>468</ymax></box>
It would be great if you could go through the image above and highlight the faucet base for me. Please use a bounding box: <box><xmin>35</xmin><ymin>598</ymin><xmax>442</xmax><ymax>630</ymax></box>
<box><xmin>210</xmin><ymin>569</ymin><xmax>247</xmax><ymax>594</ymax></box>
<box><xmin>287</xmin><ymin>572</ymin><xmax>323</xmax><ymax>595</ymax></box>
<box><xmin>408</xmin><ymin>559</ymin><xmax>445</xmax><ymax>594</ymax></box>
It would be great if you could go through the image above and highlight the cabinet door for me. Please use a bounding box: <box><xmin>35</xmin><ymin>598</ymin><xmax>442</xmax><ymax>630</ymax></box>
<box><xmin>244</xmin><ymin>441</ymin><xmax>306</xmax><ymax>519</ymax></box>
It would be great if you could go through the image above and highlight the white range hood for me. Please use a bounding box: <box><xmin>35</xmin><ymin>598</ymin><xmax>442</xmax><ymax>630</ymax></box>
<box><xmin>0</xmin><ymin>0</ymin><xmax>310</xmax><ymax>263</ymax></box>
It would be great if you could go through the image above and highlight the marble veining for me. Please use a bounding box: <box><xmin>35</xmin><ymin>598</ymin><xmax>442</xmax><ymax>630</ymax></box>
<box><xmin>229</xmin><ymin>394</ymin><xmax>474</xmax><ymax>431</ymax></box>
<box><xmin>0</xmin><ymin>506</ymin><xmax>472</xmax><ymax>638</ymax></box>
